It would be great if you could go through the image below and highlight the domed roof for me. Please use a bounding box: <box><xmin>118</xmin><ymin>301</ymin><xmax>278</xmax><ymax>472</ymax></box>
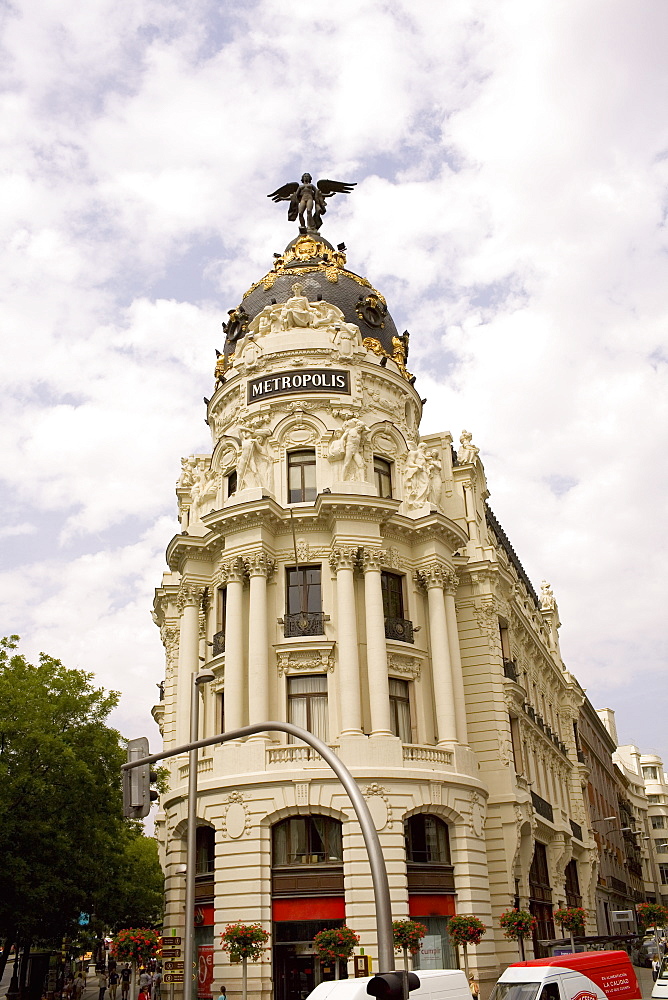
<box><xmin>222</xmin><ymin>233</ymin><xmax>405</xmax><ymax>361</ymax></box>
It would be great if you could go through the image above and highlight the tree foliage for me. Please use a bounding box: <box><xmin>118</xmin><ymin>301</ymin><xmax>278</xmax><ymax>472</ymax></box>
<box><xmin>0</xmin><ymin>636</ymin><xmax>163</xmax><ymax>948</ymax></box>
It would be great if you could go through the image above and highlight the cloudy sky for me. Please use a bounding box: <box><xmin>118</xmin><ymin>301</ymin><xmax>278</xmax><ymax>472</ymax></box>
<box><xmin>1</xmin><ymin>0</ymin><xmax>666</xmax><ymax>768</ymax></box>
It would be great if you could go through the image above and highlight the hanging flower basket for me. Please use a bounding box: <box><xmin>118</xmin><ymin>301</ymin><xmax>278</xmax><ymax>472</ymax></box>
<box><xmin>111</xmin><ymin>929</ymin><xmax>161</xmax><ymax>965</ymax></box>
<box><xmin>313</xmin><ymin>926</ymin><xmax>360</xmax><ymax>963</ymax></box>
<box><xmin>499</xmin><ymin>910</ymin><xmax>537</xmax><ymax>941</ymax></box>
<box><xmin>393</xmin><ymin>920</ymin><xmax>428</xmax><ymax>956</ymax></box>
<box><xmin>447</xmin><ymin>916</ymin><xmax>486</xmax><ymax>947</ymax></box>
<box><xmin>554</xmin><ymin>908</ymin><xmax>587</xmax><ymax>935</ymax></box>
<box><xmin>637</xmin><ymin>903</ymin><xmax>668</xmax><ymax>932</ymax></box>
<box><xmin>220</xmin><ymin>922</ymin><xmax>269</xmax><ymax>963</ymax></box>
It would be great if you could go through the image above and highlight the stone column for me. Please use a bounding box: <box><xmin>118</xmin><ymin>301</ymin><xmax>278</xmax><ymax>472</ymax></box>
<box><xmin>246</xmin><ymin>552</ymin><xmax>275</xmax><ymax>730</ymax></box>
<box><xmin>360</xmin><ymin>547</ymin><xmax>392</xmax><ymax>736</ymax></box>
<box><xmin>223</xmin><ymin>557</ymin><xmax>246</xmax><ymax>732</ymax></box>
<box><xmin>330</xmin><ymin>546</ymin><xmax>362</xmax><ymax>735</ymax></box>
<box><xmin>444</xmin><ymin>572</ymin><xmax>468</xmax><ymax>744</ymax></box>
<box><xmin>463</xmin><ymin>482</ymin><xmax>480</xmax><ymax>544</ymax></box>
<box><xmin>176</xmin><ymin>583</ymin><xmax>202</xmax><ymax>746</ymax></box>
<box><xmin>418</xmin><ymin>564</ymin><xmax>457</xmax><ymax>745</ymax></box>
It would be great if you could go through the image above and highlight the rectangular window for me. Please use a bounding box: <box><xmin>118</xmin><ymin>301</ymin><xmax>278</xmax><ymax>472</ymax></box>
<box><xmin>216</xmin><ymin>587</ymin><xmax>227</xmax><ymax>633</ymax></box>
<box><xmin>509</xmin><ymin>714</ymin><xmax>524</xmax><ymax>774</ymax></box>
<box><xmin>389</xmin><ymin>677</ymin><xmax>412</xmax><ymax>742</ymax></box>
<box><xmin>374</xmin><ymin>456</ymin><xmax>392</xmax><ymax>498</ymax></box>
<box><xmin>656</xmin><ymin>839</ymin><xmax>668</xmax><ymax>853</ymax></box>
<box><xmin>652</xmin><ymin>816</ymin><xmax>666</xmax><ymax>829</ymax></box>
<box><xmin>643</xmin><ymin>766</ymin><xmax>659</xmax><ymax>781</ymax></box>
<box><xmin>288</xmin><ymin>675</ymin><xmax>328</xmax><ymax>743</ymax></box>
<box><xmin>286</xmin><ymin>566</ymin><xmax>322</xmax><ymax>615</ymax></box>
<box><xmin>227</xmin><ymin>470</ymin><xmax>237</xmax><ymax>497</ymax></box>
<box><xmin>288</xmin><ymin>449</ymin><xmax>317</xmax><ymax>503</ymax></box>
<box><xmin>381</xmin><ymin>571</ymin><xmax>405</xmax><ymax>619</ymax></box>
<box><xmin>219</xmin><ymin>692</ymin><xmax>225</xmax><ymax>734</ymax></box>
<box><xmin>660</xmin><ymin>864</ymin><xmax>668</xmax><ymax>885</ymax></box>
<box><xmin>648</xmin><ymin>795</ymin><xmax>665</xmax><ymax>804</ymax></box>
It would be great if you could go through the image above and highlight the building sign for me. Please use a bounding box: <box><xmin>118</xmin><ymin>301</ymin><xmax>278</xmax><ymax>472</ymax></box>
<box><xmin>247</xmin><ymin>369</ymin><xmax>350</xmax><ymax>403</ymax></box>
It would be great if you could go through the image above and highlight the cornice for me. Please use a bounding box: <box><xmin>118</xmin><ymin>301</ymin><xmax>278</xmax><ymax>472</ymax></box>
<box><xmin>165</xmin><ymin>532</ymin><xmax>221</xmax><ymax>573</ymax></box>
<box><xmin>382</xmin><ymin>510</ymin><xmax>468</xmax><ymax>550</ymax></box>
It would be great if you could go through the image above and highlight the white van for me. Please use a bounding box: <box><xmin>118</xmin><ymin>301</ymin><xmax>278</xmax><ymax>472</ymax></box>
<box><xmin>306</xmin><ymin>969</ymin><xmax>471</xmax><ymax>1000</ymax></box>
<box><xmin>490</xmin><ymin>951</ymin><xmax>641</xmax><ymax>1000</ymax></box>
<box><xmin>652</xmin><ymin>954</ymin><xmax>668</xmax><ymax>1000</ymax></box>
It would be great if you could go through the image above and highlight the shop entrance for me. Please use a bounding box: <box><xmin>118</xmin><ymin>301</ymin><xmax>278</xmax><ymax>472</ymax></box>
<box><xmin>273</xmin><ymin>921</ymin><xmax>347</xmax><ymax>1000</ymax></box>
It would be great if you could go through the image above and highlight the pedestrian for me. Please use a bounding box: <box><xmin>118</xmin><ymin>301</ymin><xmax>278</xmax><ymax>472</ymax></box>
<box><xmin>98</xmin><ymin>970</ymin><xmax>108</xmax><ymax>1000</ymax></box>
<box><xmin>72</xmin><ymin>973</ymin><xmax>85</xmax><ymax>1000</ymax></box>
<box><xmin>108</xmin><ymin>969</ymin><xmax>119</xmax><ymax>1000</ymax></box>
<box><xmin>152</xmin><ymin>970</ymin><xmax>162</xmax><ymax>1000</ymax></box>
<box><xmin>653</xmin><ymin>958</ymin><xmax>660</xmax><ymax>981</ymax></box>
<box><xmin>120</xmin><ymin>965</ymin><xmax>131</xmax><ymax>1000</ymax></box>
<box><xmin>469</xmin><ymin>975</ymin><xmax>479</xmax><ymax>1000</ymax></box>
<box><xmin>139</xmin><ymin>970</ymin><xmax>151</xmax><ymax>992</ymax></box>
<box><xmin>215</xmin><ymin>986</ymin><xmax>227</xmax><ymax>1000</ymax></box>
<box><xmin>62</xmin><ymin>976</ymin><xmax>74</xmax><ymax>1000</ymax></box>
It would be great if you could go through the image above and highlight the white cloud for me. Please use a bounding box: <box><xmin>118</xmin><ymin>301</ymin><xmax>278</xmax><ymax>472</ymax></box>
<box><xmin>1</xmin><ymin>0</ymin><xmax>666</xmax><ymax>759</ymax></box>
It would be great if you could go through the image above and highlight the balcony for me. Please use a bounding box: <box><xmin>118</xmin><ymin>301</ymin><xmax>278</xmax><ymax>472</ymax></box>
<box><xmin>283</xmin><ymin>611</ymin><xmax>327</xmax><ymax>637</ymax></box>
<box><xmin>403</xmin><ymin>745</ymin><xmax>454</xmax><ymax>767</ymax></box>
<box><xmin>570</xmin><ymin>819</ymin><xmax>583</xmax><ymax>841</ymax></box>
<box><xmin>267</xmin><ymin>745</ymin><xmax>339</xmax><ymax>766</ymax></box>
<box><xmin>577</xmin><ymin>749</ymin><xmax>587</xmax><ymax>764</ymax></box>
<box><xmin>503</xmin><ymin>658</ymin><xmax>518</xmax><ymax>681</ymax></box>
<box><xmin>610</xmin><ymin>876</ymin><xmax>628</xmax><ymax>894</ymax></box>
<box><xmin>531</xmin><ymin>790</ymin><xmax>554</xmax><ymax>823</ymax></box>
<box><xmin>212</xmin><ymin>630</ymin><xmax>225</xmax><ymax>656</ymax></box>
<box><xmin>407</xmin><ymin>863</ymin><xmax>455</xmax><ymax>893</ymax></box>
<box><xmin>384</xmin><ymin>617</ymin><xmax>415</xmax><ymax>643</ymax></box>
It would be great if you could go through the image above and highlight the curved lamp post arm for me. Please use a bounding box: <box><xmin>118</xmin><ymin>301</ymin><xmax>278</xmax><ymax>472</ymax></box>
<box><xmin>123</xmin><ymin>721</ymin><xmax>395</xmax><ymax>972</ymax></box>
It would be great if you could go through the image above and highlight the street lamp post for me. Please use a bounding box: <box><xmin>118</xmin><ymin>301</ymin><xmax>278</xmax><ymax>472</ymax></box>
<box><xmin>183</xmin><ymin>670</ymin><xmax>215</xmax><ymax>1000</ymax></box>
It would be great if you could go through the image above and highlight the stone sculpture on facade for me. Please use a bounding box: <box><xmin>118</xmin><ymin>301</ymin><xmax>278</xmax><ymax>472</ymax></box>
<box><xmin>236</xmin><ymin>423</ymin><xmax>273</xmax><ymax>490</ymax></box>
<box><xmin>404</xmin><ymin>442</ymin><xmax>431</xmax><ymax>507</ymax></box>
<box><xmin>327</xmin><ymin>414</ymin><xmax>368</xmax><ymax>481</ymax></box>
<box><xmin>540</xmin><ymin>580</ymin><xmax>555</xmax><ymax>610</ymax></box>
<box><xmin>457</xmin><ymin>429</ymin><xmax>480</xmax><ymax>465</ymax></box>
<box><xmin>267</xmin><ymin>173</ymin><xmax>356</xmax><ymax>231</ymax></box>
<box><xmin>189</xmin><ymin>459</ymin><xmax>218</xmax><ymax>520</ymax></box>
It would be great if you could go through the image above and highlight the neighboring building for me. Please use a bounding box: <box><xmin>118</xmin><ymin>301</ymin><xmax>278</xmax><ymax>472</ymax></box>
<box><xmin>152</xmin><ymin>227</ymin><xmax>598</xmax><ymax>1000</ymax></box>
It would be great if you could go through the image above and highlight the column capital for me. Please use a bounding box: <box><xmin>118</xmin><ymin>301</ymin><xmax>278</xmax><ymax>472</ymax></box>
<box><xmin>220</xmin><ymin>556</ymin><xmax>246</xmax><ymax>584</ymax></box>
<box><xmin>176</xmin><ymin>582</ymin><xmax>203</xmax><ymax>611</ymax></box>
<box><xmin>444</xmin><ymin>570</ymin><xmax>459</xmax><ymax>595</ymax></box>
<box><xmin>359</xmin><ymin>546</ymin><xmax>386</xmax><ymax>573</ymax></box>
<box><xmin>415</xmin><ymin>561</ymin><xmax>449</xmax><ymax>590</ymax></box>
<box><xmin>245</xmin><ymin>551</ymin><xmax>276</xmax><ymax>579</ymax></box>
<box><xmin>329</xmin><ymin>545</ymin><xmax>360</xmax><ymax>573</ymax></box>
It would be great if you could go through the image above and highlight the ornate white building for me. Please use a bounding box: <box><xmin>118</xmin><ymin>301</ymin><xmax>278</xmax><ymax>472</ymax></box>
<box><xmin>152</xmin><ymin>230</ymin><xmax>598</xmax><ymax>1000</ymax></box>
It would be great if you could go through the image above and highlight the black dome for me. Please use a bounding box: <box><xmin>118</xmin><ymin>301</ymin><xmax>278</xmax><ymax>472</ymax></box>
<box><xmin>222</xmin><ymin>233</ymin><xmax>403</xmax><ymax>360</ymax></box>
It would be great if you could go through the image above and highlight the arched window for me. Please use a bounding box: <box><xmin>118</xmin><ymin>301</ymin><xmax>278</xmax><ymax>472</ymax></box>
<box><xmin>272</xmin><ymin>816</ymin><xmax>343</xmax><ymax>866</ymax></box>
<box><xmin>405</xmin><ymin>814</ymin><xmax>451</xmax><ymax>864</ymax></box>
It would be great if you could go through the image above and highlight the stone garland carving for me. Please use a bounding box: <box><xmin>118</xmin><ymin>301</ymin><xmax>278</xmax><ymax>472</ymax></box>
<box><xmin>383</xmin><ymin>546</ymin><xmax>403</xmax><ymax>570</ymax></box>
<box><xmin>363</xmin><ymin>784</ymin><xmax>393</xmax><ymax>831</ymax></box>
<box><xmin>276</xmin><ymin>649</ymin><xmax>335</xmax><ymax>676</ymax></box>
<box><xmin>361</xmin><ymin>376</ymin><xmax>406</xmax><ymax>424</ymax></box>
<box><xmin>468</xmin><ymin>791</ymin><xmax>486</xmax><ymax>838</ymax></box>
<box><xmin>387</xmin><ymin>653</ymin><xmax>421</xmax><ymax>679</ymax></box>
<box><xmin>457</xmin><ymin>430</ymin><xmax>480</xmax><ymax>465</ymax></box>
<box><xmin>220</xmin><ymin>790</ymin><xmax>252</xmax><ymax>840</ymax></box>
<box><xmin>160</xmin><ymin>626</ymin><xmax>180</xmax><ymax>678</ymax></box>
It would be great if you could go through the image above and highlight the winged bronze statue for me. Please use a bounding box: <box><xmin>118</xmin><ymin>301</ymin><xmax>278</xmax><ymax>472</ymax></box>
<box><xmin>267</xmin><ymin>173</ymin><xmax>356</xmax><ymax>231</ymax></box>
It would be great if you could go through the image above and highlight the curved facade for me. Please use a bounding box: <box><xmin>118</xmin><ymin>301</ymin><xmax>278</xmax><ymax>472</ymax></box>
<box><xmin>153</xmin><ymin>234</ymin><xmax>598</xmax><ymax>1000</ymax></box>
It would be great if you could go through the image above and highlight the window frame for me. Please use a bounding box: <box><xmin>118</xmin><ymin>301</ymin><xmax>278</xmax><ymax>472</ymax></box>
<box><xmin>381</xmin><ymin>570</ymin><xmax>405</xmax><ymax>620</ymax></box>
<box><xmin>389</xmin><ymin>676</ymin><xmax>412</xmax><ymax>743</ymax></box>
<box><xmin>374</xmin><ymin>455</ymin><xmax>393</xmax><ymax>498</ymax></box>
<box><xmin>405</xmin><ymin>814</ymin><xmax>451</xmax><ymax>865</ymax></box>
<box><xmin>286</xmin><ymin>565</ymin><xmax>322</xmax><ymax>616</ymax></box>
<box><xmin>272</xmin><ymin>815</ymin><xmax>343</xmax><ymax>866</ymax></box>
<box><xmin>287</xmin><ymin>674</ymin><xmax>328</xmax><ymax>743</ymax></box>
<box><xmin>287</xmin><ymin>448</ymin><xmax>317</xmax><ymax>503</ymax></box>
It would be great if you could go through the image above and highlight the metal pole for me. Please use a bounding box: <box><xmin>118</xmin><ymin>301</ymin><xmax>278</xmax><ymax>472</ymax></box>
<box><xmin>124</xmin><ymin>721</ymin><xmax>395</xmax><ymax>972</ymax></box>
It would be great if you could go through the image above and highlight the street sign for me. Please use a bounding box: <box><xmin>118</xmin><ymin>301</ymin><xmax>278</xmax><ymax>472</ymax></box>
<box><xmin>162</xmin><ymin>948</ymin><xmax>182</xmax><ymax>958</ymax></box>
<box><xmin>164</xmin><ymin>975</ymin><xmax>184</xmax><ymax>984</ymax></box>
<box><xmin>164</xmin><ymin>962</ymin><xmax>184</xmax><ymax>971</ymax></box>
<box><xmin>161</xmin><ymin>936</ymin><xmax>181</xmax><ymax>945</ymax></box>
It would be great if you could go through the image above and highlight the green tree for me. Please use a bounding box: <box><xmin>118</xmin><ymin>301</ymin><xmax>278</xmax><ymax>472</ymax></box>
<box><xmin>0</xmin><ymin>636</ymin><xmax>162</xmax><ymax>975</ymax></box>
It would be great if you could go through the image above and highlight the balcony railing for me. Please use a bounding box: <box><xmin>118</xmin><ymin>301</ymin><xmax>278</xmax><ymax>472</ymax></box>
<box><xmin>531</xmin><ymin>790</ymin><xmax>554</xmax><ymax>822</ymax></box>
<box><xmin>403</xmin><ymin>745</ymin><xmax>454</xmax><ymax>767</ymax></box>
<box><xmin>503</xmin><ymin>658</ymin><xmax>518</xmax><ymax>681</ymax></box>
<box><xmin>610</xmin><ymin>876</ymin><xmax>628</xmax><ymax>894</ymax></box>
<box><xmin>267</xmin><ymin>745</ymin><xmax>339</xmax><ymax>766</ymax></box>
<box><xmin>283</xmin><ymin>612</ymin><xmax>327</xmax><ymax>637</ymax></box>
<box><xmin>212</xmin><ymin>630</ymin><xmax>225</xmax><ymax>656</ymax></box>
<box><xmin>570</xmin><ymin>819</ymin><xmax>583</xmax><ymax>841</ymax></box>
<box><xmin>384</xmin><ymin>617</ymin><xmax>415</xmax><ymax>643</ymax></box>
<box><xmin>577</xmin><ymin>749</ymin><xmax>587</xmax><ymax>763</ymax></box>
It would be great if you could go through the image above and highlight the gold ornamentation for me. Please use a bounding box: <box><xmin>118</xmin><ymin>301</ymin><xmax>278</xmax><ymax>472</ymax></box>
<box><xmin>363</xmin><ymin>337</ymin><xmax>384</xmax><ymax>358</ymax></box>
<box><xmin>362</xmin><ymin>336</ymin><xmax>413</xmax><ymax>381</ymax></box>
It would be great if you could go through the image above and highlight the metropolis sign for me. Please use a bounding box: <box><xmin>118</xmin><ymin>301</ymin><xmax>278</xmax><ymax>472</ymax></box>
<box><xmin>247</xmin><ymin>368</ymin><xmax>350</xmax><ymax>403</ymax></box>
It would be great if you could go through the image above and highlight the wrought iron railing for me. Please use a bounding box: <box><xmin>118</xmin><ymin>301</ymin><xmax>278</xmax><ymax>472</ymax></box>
<box><xmin>531</xmin><ymin>790</ymin><xmax>554</xmax><ymax>822</ymax></box>
<box><xmin>212</xmin><ymin>630</ymin><xmax>225</xmax><ymax>656</ymax></box>
<box><xmin>503</xmin><ymin>658</ymin><xmax>518</xmax><ymax>680</ymax></box>
<box><xmin>384</xmin><ymin>617</ymin><xmax>414</xmax><ymax>643</ymax></box>
<box><xmin>283</xmin><ymin>612</ymin><xmax>327</xmax><ymax>637</ymax></box>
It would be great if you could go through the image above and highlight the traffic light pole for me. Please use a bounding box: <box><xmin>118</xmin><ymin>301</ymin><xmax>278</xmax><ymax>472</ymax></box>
<box><xmin>122</xmin><ymin>721</ymin><xmax>395</xmax><ymax>974</ymax></box>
